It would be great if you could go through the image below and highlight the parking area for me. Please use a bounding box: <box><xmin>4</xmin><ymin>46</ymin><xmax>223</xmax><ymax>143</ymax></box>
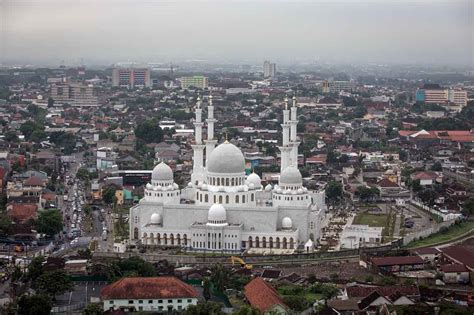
<box><xmin>54</xmin><ymin>281</ymin><xmax>107</xmax><ymax>307</ymax></box>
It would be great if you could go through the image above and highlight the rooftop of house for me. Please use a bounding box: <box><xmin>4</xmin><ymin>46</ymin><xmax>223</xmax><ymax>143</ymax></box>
<box><xmin>371</xmin><ymin>255</ymin><xmax>424</xmax><ymax>266</ymax></box>
<box><xmin>440</xmin><ymin>245</ymin><xmax>474</xmax><ymax>270</ymax></box>
<box><xmin>100</xmin><ymin>276</ymin><xmax>199</xmax><ymax>300</ymax></box>
<box><xmin>244</xmin><ymin>277</ymin><xmax>288</xmax><ymax>313</ymax></box>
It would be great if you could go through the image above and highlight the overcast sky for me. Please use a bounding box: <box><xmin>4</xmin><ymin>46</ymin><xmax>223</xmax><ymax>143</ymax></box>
<box><xmin>1</xmin><ymin>0</ymin><xmax>473</xmax><ymax>66</ymax></box>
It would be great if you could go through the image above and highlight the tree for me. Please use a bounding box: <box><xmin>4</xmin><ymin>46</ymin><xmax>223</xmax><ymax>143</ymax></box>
<box><xmin>356</xmin><ymin>186</ymin><xmax>379</xmax><ymax>202</ymax></box>
<box><xmin>282</xmin><ymin>295</ymin><xmax>309</xmax><ymax>311</ymax></box>
<box><xmin>27</xmin><ymin>256</ymin><xmax>45</xmax><ymax>282</ymax></box>
<box><xmin>183</xmin><ymin>301</ymin><xmax>223</xmax><ymax>315</ymax></box>
<box><xmin>417</xmin><ymin>189</ymin><xmax>437</xmax><ymax>206</ymax></box>
<box><xmin>0</xmin><ymin>213</ymin><xmax>12</xmax><ymax>235</ymax></box>
<box><xmin>107</xmin><ymin>256</ymin><xmax>156</xmax><ymax>280</ymax></box>
<box><xmin>102</xmin><ymin>185</ymin><xmax>118</xmax><ymax>205</ymax></box>
<box><xmin>234</xmin><ymin>306</ymin><xmax>261</xmax><ymax>315</ymax></box>
<box><xmin>431</xmin><ymin>161</ymin><xmax>442</xmax><ymax>171</ymax></box>
<box><xmin>326</xmin><ymin>181</ymin><xmax>343</xmax><ymax>202</ymax></box>
<box><xmin>210</xmin><ymin>264</ymin><xmax>228</xmax><ymax>292</ymax></box>
<box><xmin>33</xmin><ymin>270</ymin><xmax>73</xmax><ymax>297</ymax></box>
<box><xmin>17</xmin><ymin>294</ymin><xmax>52</xmax><ymax>315</ymax></box>
<box><xmin>76</xmin><ymin>168</ymin><xmax>90</xmax><ymax>181</ymax></box>
<box><xmin>82</xmin><ymin>303</ymin><xmax>103</xmax><ymax>315</ymax></box>
<box><xmin>47</xmin><ymin>97</ymin><xmax>55</xmax><ymax>108</ymax></box>
<box><xmin>35</xmin><ymin>209</ymin><xmax>63</xmax><ymax>236</ymax></box>
<box><xmin>461</xmin><ymin>198</ymin><xmax>474</xmax><ymax>216</ymax></box>
<box><xmin>134</xmin><ymin>119</ymin><xmax>164</xmax><ymax>144</ymax></box>
<box><xmin>203</xmin><ymin>277</ymin><xmax>211</xmax><ymax>301</ymax></box>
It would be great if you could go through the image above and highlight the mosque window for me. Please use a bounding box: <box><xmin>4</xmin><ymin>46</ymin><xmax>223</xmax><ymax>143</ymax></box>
<box><xmin>226</xmin><ymin>195</ymin><xmax>229</xmax><ymax>204</ymax></box>
<box><xmin>214</xmin><ymin>195</ymin><xmax>216</xmax><ymax>203</ymax></box>
<box><xmin>242</xmin><ymin>195</ymin><xmax>246</xmax><ymax>203</ymax></box>
<box><xmin>219</xmin><ymin>195</ymin><xmax>223</xmax><ymax>203</ymax></box>
<box><xmin>235</xmin><ymin>195</ymin><xmax>239</xmax><ymax>203</ymax></box>
<box><xmin>226</xmin><ymin>178</ymin><xmax>229</xmax><ymax>186</ymax></box>
<box><xmin>205</xmin><ymin>194</ymin><xmax>209</xmax><ymax>202</ymax></box>
<box><xmin>251</xmin><ymin>194</ymin><xmax>254</xmax><ymax>202</ymax></box>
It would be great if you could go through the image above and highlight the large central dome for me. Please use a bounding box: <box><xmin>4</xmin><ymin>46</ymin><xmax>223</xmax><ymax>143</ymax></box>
<box><xmin>207</xmin><ymin>142</ymin><xmax>245</xmax><ymax>174</ymax></box>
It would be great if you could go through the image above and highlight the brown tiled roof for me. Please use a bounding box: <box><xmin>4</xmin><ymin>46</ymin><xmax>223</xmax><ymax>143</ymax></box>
<box><xmin>24</xmin><ymin>176</ymin><xmax>44</xmax><ymax>186</ymax></box>
<box><xmin>440</xmin><ymin>246</ymin><xmax>474</xmax><ymax>270</ymax></box>
<box><xmin>440</xmin><ymin>264</ymin><xmax>468</xmax><ymax>273</ymax></box>
<box><xmin>261</xmin><ymin>269</ymin><xmax>281</xmax><ymax>279</ymax></box>
<box><xmin>327</xmin><ymin>299</ymin><xmax>360</xmax><ymax>311</ymax></box>
<box><xmin>377</xmin><ymin>178</ymin><xmax>399</xmax><ymax>188</ymax></box>
<box><xmin>244</xmin><ymin>277</ymin><xmax>288</xmax><ymax>313</ymax></box>
<box><xmin>371</xmin><ymin>255</ymin><xmax>424</xmax><ymax>266</ymax></box>
<box><xmin>7</xmin><ymin>203</ymin><xmax>38</xmax><ymax>222</ymax></box>
<box><xmin>346</xmin><ymin>285</ymin><xmax>419</xmax><ymax>299</ymax></box>
<box><xmin>100</xmin><ymin>277</ymin><xmax>198</xmax><ymax>300</ymax></box>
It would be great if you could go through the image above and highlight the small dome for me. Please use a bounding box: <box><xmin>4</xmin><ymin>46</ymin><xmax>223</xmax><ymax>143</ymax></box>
<box><xmin>248</xmin><ymin>183</ymin><xmax>255</xmax><ymax>190</ymax></box>
<box><xmin>207</xmin><ymin>142</ymin><xmax>245</xmax><ymax>174</ymax></box>
<box><xmin>247</xmin><ymin>172</ymin><xmax>261</xmax><ymax>188</ymax></box>
<box><xmin>279</xmin><ymin>166</ymin><xmax>302</xmax><ymax>185</ymax></box>
<box><xmin>265</xmin><ymin>184</ymin><xmax>272</xmax><ymax>191</ymax></box>
<box><xmin>201</xmin><ymin>184</ymin><xmax>208</xmax><ymax>190</ymax></box>
<box><xmin>146</xmin><ymin>183</ymin><xmax>152</xmax><ymax>190</ymax></box>
<box><xmin>156</xmin><ymin>185</ymin><xmax>162</xmax><ymax>191</ymax></box>
<box><xmin>150</xmin><ymin>213</ymin><xmax>161</xmax><ymax>224</ymax></box>
<box><xmin>187</xmin><ymin>182</ymin><xmax>193</xmax><ymax>188</ymax></box>
<box><xmin>152</xmin><ymin>162</ymin><xmax>173</xmax><ymax>181</ymax></box>
<box><xmin>297</xmin><ymin>188</ymin><xmax>303</xmax><ymax>194</ymax></box>
<box><xmin>282</xmin><ymin>217</ymin><xmax>292</xmax><ymax>229</ymax></box>
<box><xmin>208</xmin><ymin>204</ymin><xmax>227</xmax><ymax>224</ymax></box>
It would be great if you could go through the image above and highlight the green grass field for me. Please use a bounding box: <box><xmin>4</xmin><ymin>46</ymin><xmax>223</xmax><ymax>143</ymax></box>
<box><xmin>406</xmin><ymin>221</ymin><xmax>474</xmax><ymax>248</ymax></box>
<box><xmin>353</xmin><ymin>212</ymin><xmax>388</xmax><ymax>227</ymax></box>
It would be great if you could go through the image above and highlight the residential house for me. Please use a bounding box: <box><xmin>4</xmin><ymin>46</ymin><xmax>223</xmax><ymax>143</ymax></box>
<box><xmin>440</xmin><ymin>264</ymin><xmax>470</xmax><ymax>284</ymax></box>
<box><xmin>244</xmin><ymin>277</ymin><xmax>289</xmax><ymax>315</ymax></box>
<box><xmin>100</xmin><ymin>277</ymin><xmax>199</xmax><ymax>313</ymax></box>
<box><xmin>370</xmin><ymin>256</ymin><xmax>425</xmax><ymax>274</ymax></box>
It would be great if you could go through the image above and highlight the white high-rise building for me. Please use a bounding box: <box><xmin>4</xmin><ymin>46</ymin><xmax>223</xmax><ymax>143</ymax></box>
<box><xmin>263</xmin><ymin>61</ymin><xmax>276</xmax><ymax>78</ymax></box>
<box><xmin>130</xmin><ymin>96</ymin><xmax>327</xmax><ymax>254</ymax></box>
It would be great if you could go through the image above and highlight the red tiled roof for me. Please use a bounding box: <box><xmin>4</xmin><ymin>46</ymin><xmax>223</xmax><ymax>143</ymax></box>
<box><xmin>440</xmin><ymin>246</ymin><xmax>474</xmax><ymax>270</ymax></box>
<box><xmin>412</xmin><ymin>172</ymin><xmax>438</xmax><ymax>181</ymax></box>
<box><xmin>377</xmin><ymin>178</ymin><xmax>399</xmax><ymax>188</ymax></box>
<box><xmin>7</xmin><ymin>203</ymin><xmax>38</xmax><ymax>222</ymax></box>
<box><xmin>244</xmin><ymin>277</ymin><xmax>288</xmax><ymax>313</ymax></box>
<box><xmin>100</xmin><ymin>277</ymin><xmax>198</xmax><ymax>300</ymax></box>
<box><xmin>24</xmin><ymin>176</ymin><xmax>45</xmax><ymax>186</ymax></box>
<box><xmin>371</xmin><ymin>255</ymin><xmax>424</xmax><ymax>266</ymax></box>
<box><xmin>440</xmin><ymin>264</ymin><xmax>468</xmax><ymax>273</ymax></box>
<box><xmin>346</xmin><ymin>285</ymin><xmax>419</xmax><ymax>299</ymax></box>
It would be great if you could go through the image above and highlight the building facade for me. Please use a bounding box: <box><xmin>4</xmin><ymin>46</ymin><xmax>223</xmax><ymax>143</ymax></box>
<box><xmin>263</xmin><ymin>61</ymin><xmax>276</xmax><ymax>78</ymax></box>
<box><xmin>50</xmin><ymin>82</ymin><xmax>98</xmax><ymax>107</ymax></box>
<box><xmin>101</xmin><ymin>277</ymin><xmax>198</xmax><ymax>313</ymax></box>
<box><xmin>130</xmin><ymin>96</ymin><xmax>327</xmax><ymax>253</ymax></box>
<box><xmin>179</xmin><ymin>76</ymin><xmax>209</xmax><ymax>89</ymax></box>
<box><xmin>112</xmin><ymin>67</ymin><xmax>151</xmax><ymax>88</ymax></box>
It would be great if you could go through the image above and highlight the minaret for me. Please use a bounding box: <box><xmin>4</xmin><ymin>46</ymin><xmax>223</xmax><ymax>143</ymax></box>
<box><xmin>278</xmin><ymin>96</ymin><xmax>292</xmax><ymax>172</ymax></box>
<box><xmin>289</xmin><ymin>95</ymin><xmax>300</xmax><ymax>168</ymax></box>
<box><xmin>205</xmin><ymin>94</ymin><xmax>217</xmax><ymax>165</ymax></box>
<box><xmin>191</xmin><ymin>96</ymin><xmax>205</xmax><ymax>185</ymax></box>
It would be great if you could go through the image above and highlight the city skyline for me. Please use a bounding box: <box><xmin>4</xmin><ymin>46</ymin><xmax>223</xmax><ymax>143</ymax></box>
<box><xmin>1</xmin><ymin>0</ymin><xmax>472</xmax><ymax>66</ymax></box>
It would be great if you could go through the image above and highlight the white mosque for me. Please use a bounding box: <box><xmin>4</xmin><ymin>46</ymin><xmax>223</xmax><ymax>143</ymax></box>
<box><xmin>129</xmin><ymin>95</ymin><xmax>327</xmax><ymax>253</ymax></box>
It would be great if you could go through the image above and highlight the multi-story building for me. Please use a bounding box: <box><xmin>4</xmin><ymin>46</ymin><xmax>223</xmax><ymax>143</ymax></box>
<box><xmin>263</xmin><ymin>60</ymin><xmax>276</xmax><ymax>78</ymax></box>
<box><xmin>179</xmin><ymin>76</ymin><xmax>208</xmax><ymax>89</ymax></box>
<box><xmin>112</xmin><ymin>67</ymin><xmax>151</xmax><ymax>88</ymax></box>
<box><xmin>50</xmin><ymin>82</ymin><xmax>98</xmax><ymax>107</ymax></box>
<box><xmin>416</xmin><ymin>84</ymin><xmax>467</xmax><ymax>111</ymax></box>
<box><xmin>101</xmin><ymin>277</ymin><xmax>199</xmax><ymax>313</ymax></box>
<box><xmin>322</xmin><ymin>80</ymin><xmax>355</xmax><ymax>93</ymax></box>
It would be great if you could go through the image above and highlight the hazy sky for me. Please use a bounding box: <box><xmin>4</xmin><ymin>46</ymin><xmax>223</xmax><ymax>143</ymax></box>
<box><xmin>1</xmin><ymin>0</ymin><xmax>473</xmax><ymax>66</ymax></box>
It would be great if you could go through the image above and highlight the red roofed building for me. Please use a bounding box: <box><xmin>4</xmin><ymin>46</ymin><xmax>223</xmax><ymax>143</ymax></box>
<box><xmin>440</xmin><ymin>245</ymin><xmax>474</xmax><ymax>272</ymax></box>
<box><xmin>244</xmin><ymin>277</ymin><xmax>289</xmax><ymax>314</ymax></box>
<box><xmin>7</xmin><ymin>203</ymin><xmax>38</xmax><ymax>223</ymax></box>
<box><xmin>370</xmin><ymin>256</ymin><xmax>424</xmax><ymax>274</ymax></box>
<box><xmin>101</xmin><ymin>277</ymin><xmax>199</xmax><ymax>313</ymax></box>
